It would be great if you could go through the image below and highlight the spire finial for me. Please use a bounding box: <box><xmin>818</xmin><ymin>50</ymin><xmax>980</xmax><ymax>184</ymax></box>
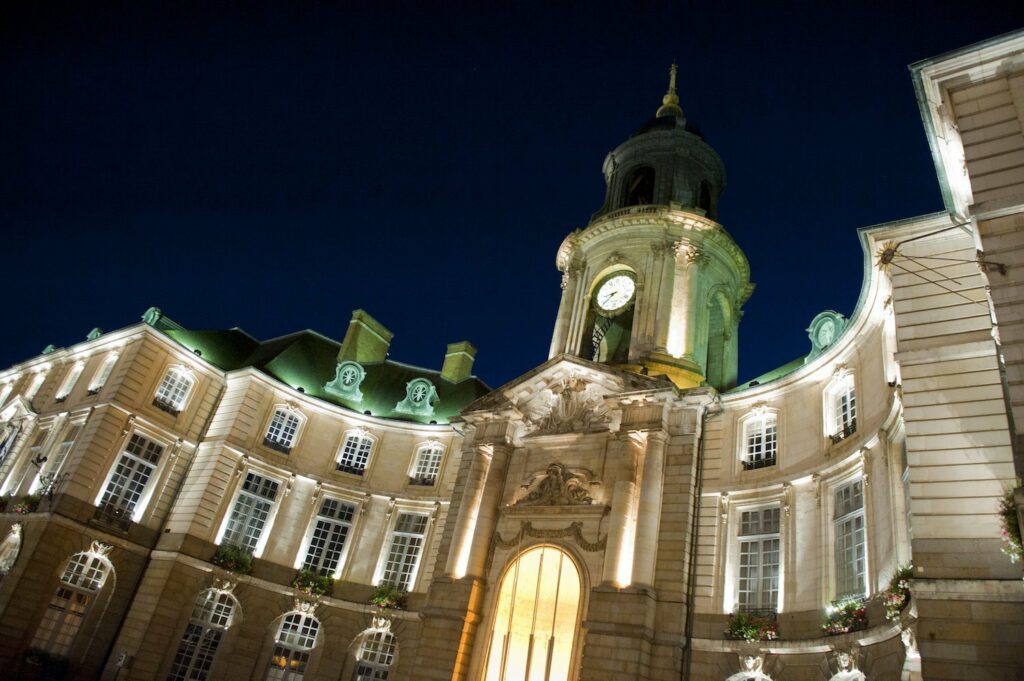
<box><xmin>655</xmin><ymin>61</ymin><xmax>684</xmax><ymax>119</ymax></box>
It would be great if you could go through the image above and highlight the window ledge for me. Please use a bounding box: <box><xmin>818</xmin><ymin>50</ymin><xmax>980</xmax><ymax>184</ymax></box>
<box><xmin>335</xmin><ymin>463</ymin><xmax>366</xmax><ymax>477</ymax></box>
<box><xmin>409</xmin><ymin>475</ymin><xmax>436</xmax><ymax>487</ymax></box>
<box><xmin>263</xmin><ymin>437</ymin><xmax>293</xmax><ymax>455</ymax></box>
<box><xmin>152</xmin><ymin>398</ymin><xmax>181</xmax><ymax>416</ymax></box>
<box><xmin>92</xmin><ymin>503</ymin><xmax>132</xmax><ymax>532</ymax></box>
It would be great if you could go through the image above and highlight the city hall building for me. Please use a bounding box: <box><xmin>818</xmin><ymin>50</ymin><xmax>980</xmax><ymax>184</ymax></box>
<box><xmin>0</xmin><ymin>30</ymin><xmax>1021</xmax><ymax>681</ymax></box>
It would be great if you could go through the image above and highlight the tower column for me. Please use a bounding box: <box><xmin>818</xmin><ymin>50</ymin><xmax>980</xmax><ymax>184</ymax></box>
<box><xmin>652</xmin><ymin>241</ymin><xmax>676</xmax><ymax>351</ymax></box>
<box><xmin>666</xmin><ymin>241</ymin><xmax>702</xmax><ymax>362</ymax></box>
<box><xmin>549</xmin><ymin>264</ymin><xmax>581</xmax><ymax>358</ymax></box>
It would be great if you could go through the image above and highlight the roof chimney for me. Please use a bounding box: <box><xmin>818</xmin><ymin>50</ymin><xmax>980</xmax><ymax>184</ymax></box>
<box><xmin>338</xmin><ymin>310</ymin><xmax>393</xmax><ymax>364</ymax></box>
<box><xmin>441</xmin><ymin>341</ymin><xmax>477</xmax><ymax>383</ymax></box>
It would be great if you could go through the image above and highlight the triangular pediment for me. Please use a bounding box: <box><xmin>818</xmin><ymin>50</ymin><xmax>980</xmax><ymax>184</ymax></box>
<box><xmin>462</xmin><ymin>354</ymin><xmax>672</xmax><ymax>435</ymax></box>
<box><xmin>0</xmin><ymin>395</ymin><xmax>36</xmax><ymax>422</ymax></box>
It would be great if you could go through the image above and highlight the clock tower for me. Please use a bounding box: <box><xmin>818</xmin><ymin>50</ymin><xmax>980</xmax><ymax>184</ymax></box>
<box><xmin>549</xmin><ymin>65</ymin><xmax>752</xmax><ymax>390</ymax></box>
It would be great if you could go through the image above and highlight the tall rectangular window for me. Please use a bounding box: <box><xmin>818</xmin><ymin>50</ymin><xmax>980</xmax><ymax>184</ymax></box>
<box><xmin>381</xmin><ymin>513</ymin><xmax>428</xmax><ymax>591</ymax></box>
<box><xmin>743</xmin><ymin>415</ymin><xmax>777</xmax><ymax>470</ymax></box>
<box><xmin>336</xmin><ymin>434</ymin><xmax>373</xmax><ymax>476</ymax></box>
<box><xmin>31</xmin><ymin>424</ymin><xmax>82</xmax><ymax>494</ymax></box>
<box><xmin>737</xmin><ymin>507</ymin><xmax>780</xmax><ymax>613</ymax></box>
<box><xmin>264</xmin><ymin>409</ymin><xmax>301</xmax><ymax>453</ymax></box>
<box><xmin>410</xmin><ymin>445</ymin><xmax>443</xmax><ymax>486</ymax></box>
<box><xmin>222</xmin><ymin>473</ymin><xmax>279</xmax><ymax>553</ymax></box>
<box><xmin>834</xmin><ymin>480</ymin><xmax>867</xmax><ymax>598</ymax></box>
<box><xmin>55</xmin><ymin>363</ymin><xmax>84</xmax><ymax>402</ymax></box>
<box><xmin>3</xmin><ymin>428</ymin><xmax>50</xmax><ymax>495</ymax></box>
<box><xmin>301</xmin><ymin>498</ymin><xmax>355</xmax><ymax>576</ymax></box>
<box><xmin>154</xmin><ymin>368</ymin><xmax>194</xmax><ymax>415</ymax></box>
<box><xmin>97</xmin><ymin>433</ymin><xmax>164</xmax><ymax>522</ymax></box>
<box><xmin>88</xmin><ymin>353</ymin><xmax>119</xmax><ymax>394</ymax></box>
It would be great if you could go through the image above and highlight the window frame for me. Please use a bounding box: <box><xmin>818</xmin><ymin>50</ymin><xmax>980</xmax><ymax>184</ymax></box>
<box><xmin>737</xmin><ymin>407</ymin><xmax>779</xmax><ymax>471</ymax></box>
<box><xmin>264</xmin><ymin>610</ymin><xmax>320</xmax><ymax>681</ymax></box>
<box><xmin>24</xmin><ymin>371</ymin><xmax>47</xmax><ymax>401</ymax></box>
<box><xmin>94</xmin><ymin>431</ymin><xmax>168</xmax><ymax>526</ymax></box>
<box><xmin>408</xmin><ymin>441</ymin><xmax>445</xmax><ymax>486</ymax></box>
<box><xmin>824</xmin><ymin>371</ymin><xmax>858</xmax><ymax>444</ymax></box>
<box><xmin>831</xmin><ymin>477</ymin><xmax>869</xmax><ymax>600</ymax></box>
<box><xmin>374</xmin><ymin>509</ymin><xmax>432</xmax><ymax>592</ymax></box>
<box><xmin>88</xmin><ymin>352</ymin><xmax>120</xmax><ymax>395</ymax></box>
<box><xmin>30</xmin><ymin>548</ymin><xmax>113</xmax><ymax>657</ymax></box>
<box><xmin>297</xmin><ymin>495</ymin><xmax>358</xmax><ymax>578</ymax></box>
<box><xmin>335</xmin><ymin>429</ymin><xmax>376</xmax><ymax>477</ymax></box>
<box><xmin>353</xmin><ymin>628</ymin><xmax>398</xmax><ymax>681</ymax></box>
<box><xmin>166</xmin><ymin>588</ymin><xmax>239</xmax><ymax>681</ymax></box>
<box><xmin>2</xmin><ymin>425</ymin><xmax>52</xmax><ymax>496</ymax></box>
<box><xmin>263</xmin><ymin>405</ymin><xmax>305</xmax><ymax>455</ymax></box>
<box><xmin>30</xmin><ymin>420</ymin><xmax>84</xmax><ymax>495</ymax></box>
<box><xmin>54</xmin><ymin>361</ymin><xmax>85</xmax><ymax>402</ymax></box>
<box><xmin>217</xmin><ymin>469</ymin><xmax>283</xmax><ymax>557</ymax></box>
<box><xmin>153</xmin><ymin>365</ymin><xmax>196</xmax><ymax>416</ymax></box>
<box><xmin>734</xmin><ymin>505</ymin><xmax>782</xmax><ymax>614</ymax></box>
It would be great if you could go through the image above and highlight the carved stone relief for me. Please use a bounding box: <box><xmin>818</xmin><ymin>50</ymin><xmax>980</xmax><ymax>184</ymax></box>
<box><xmin>521</xmin><ymin>373</ymin><xmax>610</xmax><ymax>434</ymax></box>
<box><xmin>515</xmin><ymin>462</ymin><xmax>594</xmax><ymax>506</ymax></box>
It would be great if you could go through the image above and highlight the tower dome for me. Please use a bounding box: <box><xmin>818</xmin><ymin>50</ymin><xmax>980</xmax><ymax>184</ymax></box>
<box><xmin>592</xmin><ymin>63</ymin><xmax>726</xmax><ymax>222</ymax></box>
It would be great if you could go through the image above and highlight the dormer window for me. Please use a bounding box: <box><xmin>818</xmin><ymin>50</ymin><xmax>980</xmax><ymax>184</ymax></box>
<box><xmin>55</xmin><ymin>362</ymin><xmax>85</xmax><ymax>402</ymax></box>
<box><xmin>153</xmin><ymin>367</ymin><xmax>194</xmax><ymax>416</ymax></box>
<box><xmin>409</xmin><ymin>442</ymin><xmax>444</xmax><ymax>486</ymax></box>
<box><xmin>264</xmin><ymin>407</ymin><xmax>303</xmax><ymax>454</ymax></box>
<box><xmin>336</xmin><ymin>431</ymin><xmax>374</xmax><ymax>476</ymax></box>
<box><xmin>622</xmin><ymin>166</ymin><xmax>655</xmax><ymax>206</ymax></box>
<box><xmin>395</xmin><ymin>378</ymin><xmax>438</xmax><ymax>417</ymax></box>
<box><xmin>741</xmin><ymin>412</ymin><xmax>777</xmax><ymax>470</ymax></box>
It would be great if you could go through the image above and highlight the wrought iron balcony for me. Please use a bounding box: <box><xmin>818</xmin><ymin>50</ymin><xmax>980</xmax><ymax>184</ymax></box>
<box><xmin>263</xmin><ymin>437</ymin><xmax>292</xmax><ymax>455</ymax></box>
<box><xmin>830</xmin><ymin>419</ymin><xmax>857</xmax><ymax>444</ymax></box>
<box><xmin>742</xmin><ymin>456</ymin><xmax>776</xmax><ymax>471</ymax></box>
<box><xmin>335</xmin><ymin>462</ymin><xmax>365</xmax><ymax>476</ymax></box>
<box><xmin>409</xmin><ymin>474</ymin><xmax>436</xmax><ymax>487</ymax></box>
<box><xmin>152</xmin><ymin>397</ymin><xmax>181</xmax><ymax>416</ymax></box>
<box><xmin>93</xmin><ymin>503</ymin><xmax>132</xmax><ymax>531</ymax></box>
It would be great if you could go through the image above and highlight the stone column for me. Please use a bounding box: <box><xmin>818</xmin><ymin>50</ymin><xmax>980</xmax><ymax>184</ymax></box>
<box><xmin>447</xmin><ymin>443</ymin><xmax>500</xmax><ymax>578</ymax></box>
<box><xmin>549</xmin><ymin>264</ymin><xmax>581</xmax><ymax>359</ymax></box>
<box><xmin>631</xmin><ymin>431</ymin><xmax>667</xmax><ymax>587</ymax></box>
<box><xmin>666</xmin><ymin>241</ymin><xmax>702</xmax><ymax>361</ymax></box>
<box><xmin>652</xmin><ymin>241</ymin><xmax>676</xmax><ymax>351</ymax></box>
<box><xmin>463</xmin><ymin>442</ymin><xmax>513</xmax><ymax>578</ymax></box>
<box><xmin>602</xmin><ymin>433</ymin><xmax>645</xmax><ymax>586</ymax></box>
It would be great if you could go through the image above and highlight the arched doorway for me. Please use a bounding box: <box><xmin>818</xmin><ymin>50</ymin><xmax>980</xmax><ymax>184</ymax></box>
<box><xmin>482</xmin><ymin>545</ymin><xmax>582</xmax><ymax>681</ymax></box>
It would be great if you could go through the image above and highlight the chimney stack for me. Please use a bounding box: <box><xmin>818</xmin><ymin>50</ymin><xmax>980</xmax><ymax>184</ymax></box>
<box><xmin>338</xmin><ymin>310</ymin><xmax>393</xmax><ymax>364</ymax></box>
<box><xmin>441</xmin><ymin>341</ymin><xmax>477</xmax><ymax>383</ymax></box>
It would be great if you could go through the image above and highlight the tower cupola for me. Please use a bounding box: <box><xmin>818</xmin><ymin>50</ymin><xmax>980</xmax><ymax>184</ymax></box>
<box><xmin>549</xmin><ymin>66</ymin><xmax>751</xmax><ymax>390</ymax></box>
<box><xmin>591</xmin><ymin>64</ymin><xmax>726</xmax><ymax>222</ymax></box>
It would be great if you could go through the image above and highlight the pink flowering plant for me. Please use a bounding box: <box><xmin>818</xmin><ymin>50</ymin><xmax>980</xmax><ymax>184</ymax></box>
<box><xmin>821</xmin><ymin>597</ymin><xmax>867</xmax><ymax>635</ymax></box>
<box><xmin>881</xmin><ymin>565</ymin><xmax>913</xmax><ymax>621</ymax></box>
<box><xmin>998</xmin><ymin>488</ymin><xmax>1022</xmax><ymax>564</ymax></box>
<box><xmin>725</xmin><ymin>612</ymin><xmax>778</xmax><ymax>642</ymax></box>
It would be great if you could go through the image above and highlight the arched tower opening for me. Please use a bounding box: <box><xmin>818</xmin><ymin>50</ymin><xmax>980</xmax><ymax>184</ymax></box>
<box><xmin>704</xmin><ymin>291</ymin><xmax>732</xmax><ymax>390</ymax></box>
<box><xmin>622</xmin><ymin>166</ymin><xmax>655</xmax><ymax>207</ymax></box>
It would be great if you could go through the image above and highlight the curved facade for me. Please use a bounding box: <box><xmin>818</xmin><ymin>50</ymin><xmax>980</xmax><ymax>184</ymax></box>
<box><xmin>0</xmin><ymin>31</ymin><xmax>1022</xmax><ymax>681</ymax></box>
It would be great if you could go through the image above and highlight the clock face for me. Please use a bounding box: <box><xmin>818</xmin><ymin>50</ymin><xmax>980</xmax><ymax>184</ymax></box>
<box><xmin>817</xmin><ymin>320</ymin><xmax>835</xmax><ymax>347</ymax></box>
<box><xmin>595</xmin><ymin>274</ymin><xmax>636</xmax><ymax>313</ymax></box>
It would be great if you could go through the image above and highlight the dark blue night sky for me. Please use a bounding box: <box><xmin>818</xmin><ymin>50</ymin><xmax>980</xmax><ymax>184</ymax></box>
<box><xmin>2</xmin><ymin>2</ymin><xmax>1022</xmax><ymax>388</ymax></box>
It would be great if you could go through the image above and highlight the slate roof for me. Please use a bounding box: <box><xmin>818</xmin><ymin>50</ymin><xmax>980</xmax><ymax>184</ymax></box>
<box><xmin>155</xmin><ymin>318</ymin><xmax>490</xmax><ymax>425</ymax></box>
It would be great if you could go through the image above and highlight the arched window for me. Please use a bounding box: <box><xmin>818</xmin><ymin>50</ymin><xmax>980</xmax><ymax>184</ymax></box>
<box><xmin>266</xmin><ymin>611</ymin><xmax>320</xmax><ymax>680</ymax></box>
<box><xmin>698</xmin><ymin>180</ymin><xmax>713</xmax><ymax>216</ymax></box>
<box><xmin>482</xmin><ymin>545</ymin><xmax>582</xmax><ymax>681</ymax></box>
<box><xmin>409</xmin><ymin>442</ymin><xmax>444</xmax><ymax>486</ymax></box>
<box><xmin>264</xmin><ymin>407</ymin><xmax>303</xmax><ymax>454</ymax></box>
<box><xmin>622</xmin><ymin>166</ymin><xmax>655</xmax><ymax>206</ymax></box>
<box><xmin>31</xmin><ymin>545</ymin><xmax>113</xmax><ymax>656</ymax></box>
<box><xmin>0</xmin><ymin>524</ymin><xmax>22</xmax><ymax>579</ymax></box>
<box><xmin>354</xmin><ymin>628</ymin><xmax>397</xmax><ymax>681</ymax></box>
<box><xmin>167</xmin><ymin>589</ymin><xmax>238</xmax><ymax>681</ymax></box>
<box><xmin>336</xmin><ymin>431</ymin><xmax>375</xmax><ymax>476</ymax></box>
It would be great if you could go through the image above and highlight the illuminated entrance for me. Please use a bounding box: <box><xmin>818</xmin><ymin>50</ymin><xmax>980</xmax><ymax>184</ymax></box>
<box><xmin>482</xmin><ymin>545</ymin><xmax>582</xmax><ymax>681</ymax></box>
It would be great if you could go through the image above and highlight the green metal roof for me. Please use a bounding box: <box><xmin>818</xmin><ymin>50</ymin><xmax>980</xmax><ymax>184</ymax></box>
<box><xmin>162</xmin><ymin>323</ymin><xmax>490</xmax><ymax>425</ymax></box>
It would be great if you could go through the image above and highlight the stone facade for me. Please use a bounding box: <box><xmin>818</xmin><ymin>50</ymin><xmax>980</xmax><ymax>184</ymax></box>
<box><xmin>0</xmin><ymin>30</ymin><xmax>1022</xmax><ymax>681</ymax></box>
